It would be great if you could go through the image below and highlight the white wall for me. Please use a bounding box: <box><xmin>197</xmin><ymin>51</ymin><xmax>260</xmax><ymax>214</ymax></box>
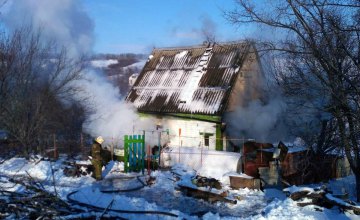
<box><xmin>162</xmin><ymin>147</ymin><xmax>241</xmax><ymax>180</ymax></box>
<box><xmin>137</xmin><ymin>115</ymin><xmax>218</xmax><ymax>150</ymax></box>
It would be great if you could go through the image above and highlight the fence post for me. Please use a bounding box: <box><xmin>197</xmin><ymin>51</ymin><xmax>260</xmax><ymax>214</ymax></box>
<box><xmin>137</xmin><ymin>134</ymin><xmax>141</xmax><ymax>173</ymax></box>
<box><xmin>141</xmin><ymin>134</ymin><xmax>145</xmax><ymax>175</ymax></box>
<box><xmin>147</xmin><ymin>144</ymin><xmax>151</xmax><ymax>175</ymax></box>
<box><xmin>178</xmin><ymin>128</ymin><xmax>181</xmax><ymax>163</ymax></box>
<box><xmin>124</xmin><ymin>135</ymin><xmax>129</xmax><ymax>172</ymax></box>
<box><xmin>201</xmin><ymin>142</ymin><xmax>203</xmax><ymax>166</ymax></box>
<box><xmin>132</xmin><ymin>135</ymin><xmax>139</xmax><ymax>171</ymax></box>
<box><xmin>130</xmin><ymin>135</ymin><xmax>134</xmax><ymax>172</ymax></box>
<box><xmin>53</xmin><ymin>134</ymin><xmax>58</xmax><ymax>159</ymax></box>
<box><xmin>158</xmin><ymin>131</ymin><xmax>161</xmax><ymax>167</ymax></box>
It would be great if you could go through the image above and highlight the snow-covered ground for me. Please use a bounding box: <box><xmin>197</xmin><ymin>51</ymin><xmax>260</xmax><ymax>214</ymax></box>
<box><xmin>90</xmin><ymin>58</ymin><xmax>146</xmax><ymax>70</ymax></box>
<box><xmin>91</xmin><ymin>59</ymin><xmax>118</xmax><ymax>68</ymax></box>
<box><xmin>0</xmin><ymin>155</ymin><xmax>358</xmax><ymax>219</ymax></box>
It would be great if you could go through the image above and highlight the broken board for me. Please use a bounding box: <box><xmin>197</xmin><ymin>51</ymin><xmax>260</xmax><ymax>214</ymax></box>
<box><xmin>178</xmin><ymin>184</ymin><xmax>237</xmax><ymax>204</ymax></box>
<box><xmin>229</xmin><ymin>175</ymin><xmax>261</xmax><ymax>190</ymax></box>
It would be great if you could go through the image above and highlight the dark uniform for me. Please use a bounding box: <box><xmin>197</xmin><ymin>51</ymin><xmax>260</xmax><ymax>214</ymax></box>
<box><xmin>91</xmin><ymin>140</ymin><xmax>103</xmax><ymax>180</ymax></box>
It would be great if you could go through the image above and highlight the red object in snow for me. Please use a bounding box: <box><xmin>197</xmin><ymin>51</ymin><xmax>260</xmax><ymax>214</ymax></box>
<box><xmin>244</xmin><ymin>161</ymin><xmax>259</xmax><ymax>178</ymax></box>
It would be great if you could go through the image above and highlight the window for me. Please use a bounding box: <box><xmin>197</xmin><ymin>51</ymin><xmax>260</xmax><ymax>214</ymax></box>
<box><xmin>200</xmin><ymin>132</ymin><xmax>214</xmax><ymax>148</ymax></box>
<box><xmin>204</xmin><ymin>135</ymin><xmax>209</xmax><ymax>147</ymax></box>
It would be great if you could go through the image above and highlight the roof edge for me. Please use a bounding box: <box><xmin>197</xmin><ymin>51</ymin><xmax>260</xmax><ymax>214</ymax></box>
<box><xmin>138</xmin><ymin>111</ymin><xmax>223</xmax><ymax>123</ymax></box>
<box><xmin>151</xmin><ymin>40</ymin><xmax>251</xmax><ymax>52</ymax></box>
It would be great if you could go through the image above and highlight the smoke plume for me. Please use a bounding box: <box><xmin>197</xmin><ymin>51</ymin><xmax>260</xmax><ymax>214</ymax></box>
<box><xmin>1</xmin><ymin>0</ymin><xmax>143</xmax><ymax>142</ymax></box>
<box><xmin>2</xmin><ymin>0</ymin><xmax>94</xmax><ymax>57</ymax></box>
<box><xmin>200</xmin><ymin>15</ymin><xmax>218</xmax><ymax>43</ymax></box>
<box><xmin>74</xmin><ymin>69</ymin><xmax>143</xmax><ymax>139</ymax></box>
<box><xmin>1</xmin><ymin>0</ymin><xmax>290</xmax><ymax>145</ymax></box>
<box><xmin>224</xmin><ymin>53</ymin><xmax>289</xmax><ymax>143</ymax></box>
<box><xmin>224</xmin><ymin>95</ymin><xmax>287</xmax><ymax>143</ymax></box>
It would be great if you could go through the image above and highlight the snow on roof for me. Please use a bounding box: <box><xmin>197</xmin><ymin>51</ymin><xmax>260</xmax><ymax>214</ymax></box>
<box><xmin>126</xmin><ymin>42</ymin><xmax>252</xmax><ymax>115</ymax></box>
<box><xmin>287</xmin><ymin>146</ymin><xmax>308</xmax><ymax>153</ymax></box>
<box><xmin>225</xmin><ymin>172</ymin><xmax>254</xmax><ymax>179</ymax></box>
<box><xmin>259</xmin><ymin>148</ymin><xmax>276</xmax><ymax>153</ymax></box>
<box><xmin>258</xmin><ymin>146</ymin><xmax>308</xmax><ymax>154</ymax></box>
<box><xmin>287</xmin><ymin>137</ymin><xmax>308</xmax><ymax>153</ymax></box>
<box><xmin>269</xmin><ymin>138</ymin><xmax>308</xmax><ymax>153</ymax></box>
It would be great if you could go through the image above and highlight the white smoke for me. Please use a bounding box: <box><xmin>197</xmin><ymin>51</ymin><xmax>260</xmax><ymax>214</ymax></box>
<box><xmin>224</xmin><ymin>52</ymin><xmax>289</xmax><ymax>143</ymax></box>
<box><xmin>0</xmin><ymin>0</ymin><xmax>289</xmax><ymax>145</ymax></box>
<box><xmin>73</xmin><ymin>70</ymin><xmax>136</xmax><ymax>137</ymax></box>
<box><xmin>2</xmin><ymin>0</ymin><xmax>94</xmax><ymax>57</ymax></box>
<box><xmin>224</xmin><ymin>96</ymin><xmax>287</xmax><ymax>143</ymax></box>
<box><xmin>1</xmin><ymin>0</ymin><xmax>145</xmax><ymax>141</ymax></box>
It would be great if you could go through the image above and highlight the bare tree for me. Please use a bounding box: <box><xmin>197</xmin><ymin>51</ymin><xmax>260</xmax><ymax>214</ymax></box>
<box><xmin>0</xmin><ymin>26</ymin><xmax>85</xmax><ymax>156</ymax></box>
<box><xmin>225</xmin><ymin>0</ymin><xmax>360</xmax><ymax>201</ymax></box>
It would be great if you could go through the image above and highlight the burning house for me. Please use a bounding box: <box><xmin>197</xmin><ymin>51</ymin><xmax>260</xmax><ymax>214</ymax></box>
<box><xmin>125</xmin><ymin>41</ymin><xmax>264</xmax><ymax>151</ymax></box>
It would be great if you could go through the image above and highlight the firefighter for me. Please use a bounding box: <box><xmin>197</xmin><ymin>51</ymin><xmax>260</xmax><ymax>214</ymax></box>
<box><xmin>91</xmin><ymin>136</ymin><xmax>104</xmax><ymax>180</ymax></box>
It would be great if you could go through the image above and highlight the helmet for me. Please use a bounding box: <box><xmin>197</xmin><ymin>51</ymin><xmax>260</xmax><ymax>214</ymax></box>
<box><xmin>95</xmin><ymin>136</ymin><xmax>104</xmax><ymax>144</ymax></box>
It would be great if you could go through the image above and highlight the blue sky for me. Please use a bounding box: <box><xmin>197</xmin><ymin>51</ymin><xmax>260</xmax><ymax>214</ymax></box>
<box><xmin>82</xmin><ymin>0</ymin><xmax>253</xmax><ymax>54</ymax></box>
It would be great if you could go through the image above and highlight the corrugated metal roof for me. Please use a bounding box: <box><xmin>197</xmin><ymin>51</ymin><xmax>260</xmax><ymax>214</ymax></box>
<box><xmin>126</xmin><ymin>42</ymin><xmax>252</xmax><ymax>115</ymax></box>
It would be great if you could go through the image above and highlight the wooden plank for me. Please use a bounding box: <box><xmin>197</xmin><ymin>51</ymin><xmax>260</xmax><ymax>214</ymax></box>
<box><xmin>178</xmin><ymin>184</ymin><xmax>237</xmax><ymax>204</ymax></box>
<box><xmin>229</xmin><ymin>176</ymin><xmax>261</xmax><ymax>190</ymax></box>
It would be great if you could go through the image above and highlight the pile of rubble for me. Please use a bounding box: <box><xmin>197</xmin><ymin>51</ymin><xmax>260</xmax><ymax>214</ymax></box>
<box><xmin>0</xmin><ymin>176</ymin><xmax>78</xmax><ymax>219</ymax></box>
<box><xmin>63</xmin><ymin>161</ymin><xmax>93</xmax><ymax>177</ymax></box>
<box><xmin>284</xmin><ymin>185</ymin><xmax>360</xmax><ymax>215</ymax></box>
<box><xmin>173</xmin><ymin>170</ymin><xmax>236</xmax><ymax>204</ymax></box>
<box><xmin>191</xmin><ymin>175</ymin><xmax>222</xmax><ymax>190</ymax></box>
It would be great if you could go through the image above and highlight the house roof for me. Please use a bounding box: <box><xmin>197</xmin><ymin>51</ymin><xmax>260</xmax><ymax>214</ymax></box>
<box><xmin>126</xmin><ymin>41</ymin><xmax>253</xmax><ymax>115</ymax></box>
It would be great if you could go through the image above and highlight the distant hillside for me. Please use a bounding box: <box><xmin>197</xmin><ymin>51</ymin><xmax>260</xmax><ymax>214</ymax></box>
<box><xmin>90</xmin><ymin>53</ymin><xmax>147</xmax><ymax>96</ymax></box>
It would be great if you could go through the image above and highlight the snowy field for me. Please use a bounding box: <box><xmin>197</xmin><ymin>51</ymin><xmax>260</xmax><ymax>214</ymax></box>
<box><xmin>0</xmin><ymin>155</ymin><xmax>359</xmax><ymax>219</ymax></box>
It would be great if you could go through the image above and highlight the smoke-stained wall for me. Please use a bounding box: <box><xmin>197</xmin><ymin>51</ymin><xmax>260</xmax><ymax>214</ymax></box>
<box><xmin>226</xmin><ymin>45</ymin><xmax>265</xmax><ymax>111</ymax></box>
